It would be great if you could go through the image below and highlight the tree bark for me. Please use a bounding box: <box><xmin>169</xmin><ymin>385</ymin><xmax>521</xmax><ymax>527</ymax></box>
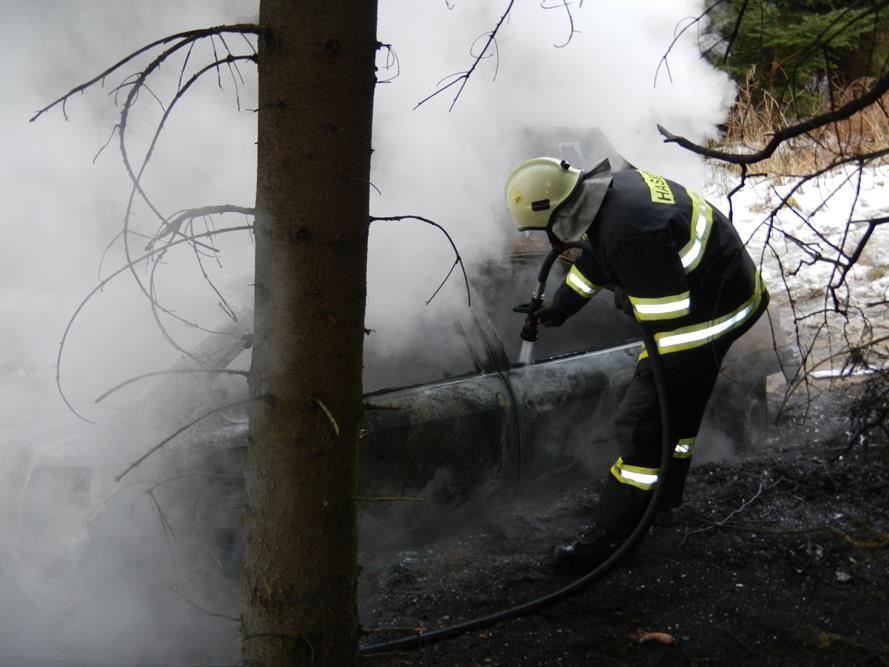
<box><xmin>243</xmin><ymin>1</ymin><xmax>377</xmax><ymax>665</ymax></box>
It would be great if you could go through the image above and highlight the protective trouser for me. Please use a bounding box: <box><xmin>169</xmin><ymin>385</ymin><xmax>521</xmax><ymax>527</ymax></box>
<box><xmin>595</xmin><ymin>338</ymin><xmax>734</xmax><ymax>538</ymax></box>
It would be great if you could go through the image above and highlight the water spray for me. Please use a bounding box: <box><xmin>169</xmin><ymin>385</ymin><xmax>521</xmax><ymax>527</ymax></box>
<box><xmin>359</xmin><ymin>241</ymin><xmax>674</xmax><ymax>656</ymax></box>
<box><xmin>515</xmin><ymin>243</ymin><xmax>566</xmax><ymax>365</ymax></box>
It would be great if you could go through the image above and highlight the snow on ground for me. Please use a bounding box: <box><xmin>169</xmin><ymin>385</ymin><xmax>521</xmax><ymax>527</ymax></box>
<box><xmin>706</xmin><ymin>163</ymin><xmax>889</xmax><ymax>376</ymax></box>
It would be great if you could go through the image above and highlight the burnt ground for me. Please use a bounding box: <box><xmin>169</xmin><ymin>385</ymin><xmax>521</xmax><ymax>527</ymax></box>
<box><xmin>357</xmin><ymin>380</ymin><xmax>889</xmax><ymax>667</ymax></box>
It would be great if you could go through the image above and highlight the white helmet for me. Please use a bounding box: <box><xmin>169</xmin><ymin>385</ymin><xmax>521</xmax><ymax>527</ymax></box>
<box><xmin>504</xmin><ymin>157</ymin><xmax>582</xmax><ymax>231</ymax></box>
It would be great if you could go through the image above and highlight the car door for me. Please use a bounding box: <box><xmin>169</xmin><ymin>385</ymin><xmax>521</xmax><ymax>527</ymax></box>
<box><xmin>359</xmin><ymin>298</ymin><xmax>520</xmax><ymax>513</ymax></box>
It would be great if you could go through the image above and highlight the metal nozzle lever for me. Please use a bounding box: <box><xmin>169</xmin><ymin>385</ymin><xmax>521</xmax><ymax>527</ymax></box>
<box><xmin>513</xmin><ymin>293</ymin><xmax>544</xmax><ymax>342</ymax></box>
<box><xmin>521</xmin><ymin>296</ymin><xmax>542</xmax><ymax>342</ymax></box>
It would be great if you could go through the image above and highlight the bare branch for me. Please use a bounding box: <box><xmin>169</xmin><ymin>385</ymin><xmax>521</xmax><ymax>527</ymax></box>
<box><xmin>657</xmin><ymin>71</ymin><xmax>889</xmax><ymax>164</ymax></box>
<box><xmin>370</xmin><ymin>215</ymin><xmax>471</xmax><ymax>307</ymax></box>
<box><xmin>655</xmin><ymin>0</ymin><xmax>728</xmax><ymax>87</ymax></box>
<box><xmin>376</xmin><ymin>42</ymin><xmax>401</xmax><ymax>85</ymax></box>
<box><xmin>36</xmin><ymin>27</ymin><xmax>257</xmax><ymax>360</ymax></box>
<box><xmin>539</xmin><ymin>0</ymin><xmax>581</xmax><ymax>49</ymax></box>
<box><xmin>57</xmin><ymin>224</ymin><xmax>252</xmax><ymax>422</ymax></box>
<box><xmin>116</xmin><ymin>395</ymin><xmax>264</xmax><ymax>482</ymax></box>
<box><xmin>414</xmin><ymin>0</ymin><xmax>515</xmax><ymax>111</ymax></box>
<box><xmin>95</xmin><ymin>368</ymin><xmax>249</xmax><ymax>404</ymax></box>
<box><xmin>682</xmin><ymin>471</ymin><xmax>779</xmax><ymax>542</ymax></box>
<box><xmin>720</xmin><ymin>0</ymin><xmax>751</xmax><ymax>64</ymax></box>
<box><xmin>169</xmin><ymin>585</ymin><xmax>239</xmax><ymax>623</ymax></box>
<box><xmin>115</xmin><ymin>55</ymin><xmax>256</xmax><ymax>348</ymax></box>
<box><xmin>30</xmin><ymin>24</ymin><xmax>260</xmax><ymax>123</ymax></box>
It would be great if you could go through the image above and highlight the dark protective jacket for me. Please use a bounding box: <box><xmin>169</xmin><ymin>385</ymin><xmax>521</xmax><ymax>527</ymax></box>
<box><xmin>551</xmin><ymin>168</ymin><xmax>768</xmax><ymax>358</ymax></box>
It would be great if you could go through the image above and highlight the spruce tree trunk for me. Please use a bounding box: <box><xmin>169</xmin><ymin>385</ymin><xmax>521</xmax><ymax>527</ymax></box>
<box><xmin>243</xmin><ymin>2</ymin><xmax>377</xmax><ymax>664</ymax></box>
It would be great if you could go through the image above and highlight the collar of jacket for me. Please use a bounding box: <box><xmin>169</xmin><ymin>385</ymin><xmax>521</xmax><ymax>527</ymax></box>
<box><xmin>549</xmin><ymin>157</ymin><xmax>613</xmax><ymax>244</ymax></box>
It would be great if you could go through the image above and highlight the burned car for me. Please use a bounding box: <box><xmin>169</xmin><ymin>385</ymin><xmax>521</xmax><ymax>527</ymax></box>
<box><xmin>357</xmin><ymin>248</ymin><xmax>783</xmax><ymax>516</ymax></box>
<box><xmin>178</xmin><ymin>242</ymin><xmax>782</xmax><ymax>561</ymax></box>
<box><xmin>12</xmin><ymin>246</ymin><xmax>785</xmax><ymax>557</ymax></box>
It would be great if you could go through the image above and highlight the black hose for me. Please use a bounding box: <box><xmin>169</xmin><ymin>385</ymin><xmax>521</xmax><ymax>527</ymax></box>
<box><xmin>359</xmin><ymin>245</ymin><xmax>674</xmax><ymax>657</ymax></box>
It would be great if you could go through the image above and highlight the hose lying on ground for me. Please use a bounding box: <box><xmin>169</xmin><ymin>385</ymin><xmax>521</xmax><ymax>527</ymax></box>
<box><xmin>359</xmin><ymin>243</ymin><xmax>674</xmax><ymax>656</ymax></box>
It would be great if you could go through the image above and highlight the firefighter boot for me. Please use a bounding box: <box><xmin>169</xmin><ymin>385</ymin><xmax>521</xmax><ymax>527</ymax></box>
<box><xmin>552</xmin><ymin>523</ymin><xmax>621</xmax><ymax>574</ymax></box>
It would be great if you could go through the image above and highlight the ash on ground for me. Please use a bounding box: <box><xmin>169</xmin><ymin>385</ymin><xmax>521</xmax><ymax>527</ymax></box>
<box><xmin>358</xmin><ymin>379</ymin><xmax>889</xmax><ymax>666</ymax></box>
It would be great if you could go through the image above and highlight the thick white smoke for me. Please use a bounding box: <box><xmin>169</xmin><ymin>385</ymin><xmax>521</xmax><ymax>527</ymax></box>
<box><xmin>1</xmin><ymin>2</ymin><xmax>257</xmax><ymax>663</ymax></box>
<box><xmin>367</xmin><ymin>0</ymin><xmax>735</xmax><ymax>369</ymax></box>
<box><xmin>0</xmin><ymin>1</ymin><xmax>735</xmax><ymax>662</ymax></box>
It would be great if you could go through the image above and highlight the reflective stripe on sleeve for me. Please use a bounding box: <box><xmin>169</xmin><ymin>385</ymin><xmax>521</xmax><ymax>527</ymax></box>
<box><xmin>565</xmin><ymin>265</ymin><xmax>600</xmax><ymax>299</ymax></box>
<box><xmin>610</xmin><ymin>457</ymin><xmax>659</xmax><ymax>491</ymax></box>
<box><xmin>629</xmin><ymin>291</ymin><xmax>691</xmax><ymax>321</ymax></box>
<box><xmin>639</xmin><ymin>271</ymin><xmax>766</xmax><ymax>359</ymax></box>
<box><xmin>674</xmin><ymin>437</ymin><xmax>696</xmax><ymax>459</ymax></box>
<box><xmin>679</xmin><ymin>190</ymin><xmax>713</xmax><ymax>273</ymax></box>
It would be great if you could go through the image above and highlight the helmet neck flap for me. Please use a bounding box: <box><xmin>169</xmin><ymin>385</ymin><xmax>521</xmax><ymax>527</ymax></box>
<box><xmin>548</xmin><ymin>157</ymin><xmax>613</xmax><ymax>244</ymax></box>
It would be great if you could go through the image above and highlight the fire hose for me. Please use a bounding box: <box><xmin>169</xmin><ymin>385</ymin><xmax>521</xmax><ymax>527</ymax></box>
<box><xmin>359</xmin><ymin>242</ymin><xmax>674</xmax><ymax>656</ymax></box>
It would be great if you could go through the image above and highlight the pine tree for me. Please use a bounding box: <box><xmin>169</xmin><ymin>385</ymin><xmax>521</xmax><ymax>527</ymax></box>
<box><xmin>707</xmin><ymin>0</ymin><xmax>889</xmax><ymax>114</ymax></box>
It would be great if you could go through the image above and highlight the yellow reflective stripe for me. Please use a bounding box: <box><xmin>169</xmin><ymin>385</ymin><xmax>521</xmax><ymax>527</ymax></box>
<box><xmin>639</xmin><ymin>271</ymin><xmax>765</xmax><ymax>359</ymax></box>
<box><xmin>674</xmin><ymin>437</ymin><xmax>696</xmax><ymax>459</ymax></box>
<box><xmin>629</xmin><ymin>291</ymin><xmax>691</xmax><ymax>321</ymax></box>
<box><xmin>610</xmin><ymin>457</ymin><xmax>659</xmax><ymax>491</ymax></box>
<box><xmin>565</xmin><ymin>265</ymin><xmax>600</xmax><ymax>299</ymax></box>
<box><xmin>679</xmin><ymin>190</ymin><xmax>713</xmax><ymax>273</ymax></box>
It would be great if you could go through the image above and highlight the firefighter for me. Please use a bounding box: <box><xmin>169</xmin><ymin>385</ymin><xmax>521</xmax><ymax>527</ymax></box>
<box><xmin>504</xmin><ymin>156</ymin><xmax>769</xmax><ymax>573</ymax></box>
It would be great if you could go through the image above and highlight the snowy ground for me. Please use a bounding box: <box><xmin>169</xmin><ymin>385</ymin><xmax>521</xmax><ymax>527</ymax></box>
<box><xmin>706</xmin><ymin>164</ymin><xmax>889</xmax><ymax>378</ymax></box>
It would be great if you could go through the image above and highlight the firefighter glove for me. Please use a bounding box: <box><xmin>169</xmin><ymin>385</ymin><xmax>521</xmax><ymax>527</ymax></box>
<box><xmin>513</xmin><ymin>302</ymin><xmax>567</xmax><ymax>327</ymax></box>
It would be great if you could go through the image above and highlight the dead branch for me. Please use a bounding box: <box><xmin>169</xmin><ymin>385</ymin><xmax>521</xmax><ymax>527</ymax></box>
<box><xmin>57</xmin><ymin>225</ymin><xmax>253</xmax><ymax>423</ymax></box>
<box><xmin>370</xmin><ymin>215</ymin><xmax>471</xmax><ymax>307</ymax></box>
<box><xmin>30</xmin><ymin>24</ymin><xmax>260</xmax><ymax>123</ymax></box>
<box><xmin>376</xmin><ymin>42</ymin><xmax>401</xmax><ymax>85</ymax></box>
<box><xmin>116</xmin><ymin>395</ymin><xmax>264</xmax><ymax>482</ymax></box>
<box><xmin>95</xmin><ymin>471</ymin><xmax>244</xmax><ymax>521</ymax></box>
<box><xmin>115</xmin><ymin>56</ymin><xmax>256</xmax><ymax>354</ymax></box>
<box><xmin>119</xmin><ymin>54</ymin><xmax>257</xmax><ymax>238</ymax></box>
<box><xmin>139</xmin><ymin>490</ymin><xmax>178</xmax><ymax>573</ymax></box>
<box><xmin>153</xmin><ymin>205</ymin><xmax>255</xmax><ymax>245</ymax></box>
<box><xmin>95</xmin><ymin>368</ymin><xmax>249</xmax><ymax>404</ymax></box>
<box><xmin>169</xmin><ymin>585</ymin><xmax>239</xmax><ymax>623</ymax></box>
<box><xmin>539</xmin><ymin>0</ymin><xmax>582</xmax><ymax>49</ymax></box>
<box><xmin>682</xmin><ymin>470</ymin><xmax>779</xmax><ymax>542</ymax></box>
<box><xmin>655</xmin><ymin>0</ymin><xmax>728</xmax><ymax>87</ymax></box>
<box><xmin>414</xmin><ymin>0</ymin><xmax>515</xmax><ymax>111</ymax></box>
<box><xmin>35</xmin><ymin>25</ymin><xmax>258</xmax><ymax>368</ymax></box>
<box><xmin>657</xmin><ymin>71</ymin><xmax>889</xmax><ymax>164</ymax></box>
<box><xmin>718</xmin><ymin>0</ymin><xmax>751</xmax><ymax>65</ymax></box>
<box><xmin>314</xmin><ymin>397</ymin><xmax>340</xmax><ymax>438</ymax></box>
